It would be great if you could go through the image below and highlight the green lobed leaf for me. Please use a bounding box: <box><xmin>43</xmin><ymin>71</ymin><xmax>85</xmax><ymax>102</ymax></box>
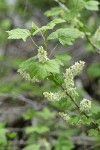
<box><xmin>47</xmin><ymin>31</ymin><xmax>58</xmax><ymax>40</ymax></box>
<box><xmin>88</xmin><ymin>129</ymin><xmax>99</xmax><ymax>136</ymax></box>
<box><xmin>19</xmin><ymin>58</ymin><xmax>62</xmax><ymax>81</ymax></box>
<box><xmin>85</xmin><ymin>1</ymin><xmax>99</xmax><ymax>11</ymax></box>
<box><xmin>44</xmin><ymin>7</ymin><xmax>63</xmax><ymax>17</ymax></box>
<box><xmin>7</xmin><ymin>28</ymin><xmax>31</xmax><ymax>41</ymax></box>
<box><xmin>48</xmin><ymin>28</ymin><xmax>81</xmax><ymax>46</ymax></box>
<box><xmin>28</xmin><ymin>61</ymin><xmax>48</xmax><ymax>80</ymax></box>
<box><xmin>33</xmin><ymin>19</ymin><xmax>66</xmax><ymax>35</ymax></box>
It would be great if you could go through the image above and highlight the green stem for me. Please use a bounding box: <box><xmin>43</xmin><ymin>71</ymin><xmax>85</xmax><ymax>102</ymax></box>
<box><xmin>49</xmin><ymin>43</ymin><xmax>58</xmax><ymax>57</ymax></box>
<box><xmin>30</xmin><ymin>36</ymin><xmax>39</xmax><ymax>48</ymax></box>
<box><xmin>40</xmin><ymin>31</ymin><xmax>48</xmax><ymax>51</ymax></box>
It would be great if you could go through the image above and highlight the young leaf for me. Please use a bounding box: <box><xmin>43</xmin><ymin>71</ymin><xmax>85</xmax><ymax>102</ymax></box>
<box><xmin>33</xmin><ymin>19</ymin><xmax>66</xmax><ymax>35</ymax></box>
<box><xmin>7</xmin><ymin>28</ymin><xmax>31</xmax><ymax>41</ymax></box>
<box><xmin>44</xmin><ymin>7</ymin><xmax>63</xmax><ymax>17</ymax></box>
<box><xmin>31</xmin><ymin>22</ymin><xmax>39</xmax><ymax>34</ymax></box>
<box><xmin>47</xmin><ymin>31</ymin><xmax>58</xmax><ymax>40</ymax></box>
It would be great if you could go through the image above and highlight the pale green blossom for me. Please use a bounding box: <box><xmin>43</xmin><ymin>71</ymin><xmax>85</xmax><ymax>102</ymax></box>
<box><xmin>37</xmin><ymin>46</ymin><xmax>49</xmax><ymax>63</ymax></box>
<box><xmin>80</xmin><ymin>98</ymin><xmax>91</xmax><ymax>112</ymax></box>
<box><xmin>59</xmin><ymin>112</ymin><xmax>70</xmax><ymax>121</ymax></box>
<box><xmin>63</xmin><ymin>61</ymin><xmax>85</xmax><ymax>98</ymax></box>
<box><xmin>43</xmin><ymin>91</ymin><xmax>66</xmax><ymax>102</ymax></box>
<box><xmin>70</xmin><ymin>61</ymin><xmax>85</xmax><ymax>76</ymax></box>
<box><xmin>18</xmin><ymin>70</ymin><xmax>39</xmax><ymax>82</ymax></box>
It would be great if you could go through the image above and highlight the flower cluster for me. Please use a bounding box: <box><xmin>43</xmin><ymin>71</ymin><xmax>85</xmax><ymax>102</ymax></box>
<box><xmin>59</xmin><ymin>112</ymin><xmax>70</xmax><ymax>121</ymax></box>
<box><xmin>80</xmin><ymin>98</ymin><xmax>91</xmax><ymax>112</ymax></box>
<box><xmin>18</xmin><ymin>70</ymin><xmax>39</xmax><ymax>82</ymax></box>
<box><xmin>37</xmin><ymin>46</ymin><xmax>49</xmax><ymax>63</ymax></box>
<box><xmin>43</xmin><ymin>91</ymin><xmax>66</xmax><ymax>102</ymax></box>
<box><xmin>63</xmin><ymin>61</ymin><xmax>85</xmax><ymax>98</ymax></box>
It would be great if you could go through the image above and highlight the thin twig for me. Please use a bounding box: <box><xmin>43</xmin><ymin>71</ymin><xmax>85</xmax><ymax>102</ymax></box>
<box><xmin>30</xmin><ymin>36</ymin><xmax>39</xmax><ymax>48</ymax></box>
<box><xmin>49</xmin><ymin>43</ymin><xmax>58</xmax><ymax>57</ymax></box>
<box><xmin>40</xmin><ymin>31</ymin><xmax>48</xmax><ymax>51</ymax></box>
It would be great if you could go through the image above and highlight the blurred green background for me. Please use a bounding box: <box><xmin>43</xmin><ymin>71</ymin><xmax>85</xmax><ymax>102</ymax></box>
<box><xmin>0</xmin><ymin>0</ymin><xmax>100</xmax><ymax>150</ymax></box>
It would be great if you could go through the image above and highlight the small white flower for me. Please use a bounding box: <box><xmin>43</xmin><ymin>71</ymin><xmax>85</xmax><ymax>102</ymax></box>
<box><xmin>18</xmin><ymin>70</ymin><xmax>39</xmax><ymax>82</ymax></box>
<box><xmin>59</xmin><ymin>112</ymin><xmax>70</xmax><ymax>121</ymax></box>
<box><xmin>63</xmin><ymin>61</ymin><xmax>85</xmax><ymax>98</ymax></box>
<box><xmin>43</xmin><ymin>91</ymin><xmax>66</xmax><ymax>102</ymax></box>
<box><xmin>37</xmin><ymin>46</ymin><xmax>49</xmax><ymax>63</ymax></box>
<box><xmin>80</xmin><ymin>98</ymin><xmax>91</xmax><ymax>112</ymax></box>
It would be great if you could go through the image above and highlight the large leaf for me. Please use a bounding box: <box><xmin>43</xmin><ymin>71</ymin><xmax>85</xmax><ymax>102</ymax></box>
<box><xmin>47</xmin><ymin>31</ymin><xmax>58</xmax><ymax>40</ymax></box>
<box><xmin>28</xmin><ymin>61</ymin><xmax>48</xmax><ymax>80</ymax></box>
<box><xmin>44</xmin><ymin>7</ymin><xmax>63</xmax><ymax>17</ymax></box>
<box><xmin>85</xmin><ymin>1</ymin><xmax>99</xmax><ymax>11</ymax></box>
<box><xmin>44</xmin><ymin>59</ymin><xmax>61</xmax><ymax>73</ymax></box>
<box><xmin>7</xmin><ymin>28</ymin><xmax>31</xmax><ymax>41</ymax></box>
<box><xmin>48</xmin><ymin>28</ymin><xmax>81</xmax><ymax>46</ymax></box>
<box><xmin>18</xmin><ymin>57</ymin><xmax>61</xmax><ymax>81</ymax></box>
